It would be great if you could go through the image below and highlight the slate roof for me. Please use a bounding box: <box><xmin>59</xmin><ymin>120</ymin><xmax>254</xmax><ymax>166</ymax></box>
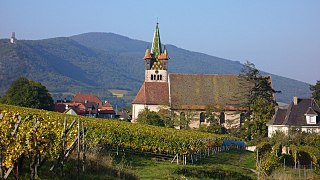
<box><xmin>132</xmin><ymin>82</ymin><xmax>169</xmax><ymax>105</ymax></box>
<box><xmin>305</xmin><ymin>107</ymin><xmax>317</xmax><ymax>115</ymax></box>
<box><xmin>267</xmin><ymin>108</ymin><xmax>287</xmax><ymax>125</ymax></box>
<box><xmin>72</xmin><ymin>94</ymin><xmax>103</xmax><ymax>108</ymax></box>
<box><xmin>83</xmin><ymin>102</ymin><xmax>98</xmax><ymax>114</ymax></box>
<box><xmin>168</xmin><ymin>74</ymin><xmax>248</xmax><ymax>110</ymax></box>
<box><xmin>268</xmin><ymin>98</ymin><xmax>320</xmax><ymax>126</ymax></box>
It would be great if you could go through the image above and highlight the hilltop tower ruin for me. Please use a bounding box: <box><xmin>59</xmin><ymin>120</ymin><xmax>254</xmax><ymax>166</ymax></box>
<box><xmin>10</xmin><ymin>32</ymin><xmax>17</xmax><ymax>44</ymax></box>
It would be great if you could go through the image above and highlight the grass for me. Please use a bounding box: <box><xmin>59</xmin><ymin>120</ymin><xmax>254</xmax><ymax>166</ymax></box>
<box><xmin>6</xmin><ymin>152</ymin><xmax>138</xmax><ymax>180</ymax></box>
<box><xmin>193</xmin><ymin>149</ymin><xmax>256</xmax><ymax>169</ymax></box>
<box><xmin>10</xmin><ymin>148</ymin><xmax>319</xmax><ymax>180</ymax></box>
<box><xmin>268</xmin><ymin>167</ymin><xmax>320</xmax><ymax>180</ymax></box>
<box><xmin>111</xmin><ymin>149</ymin><xmax>257</xmax><ymax>179</ymax></box>
<box><xmin>4</xmin><ymin>146</ymin><xmax>256</xmax><ymax>179</ymax></box>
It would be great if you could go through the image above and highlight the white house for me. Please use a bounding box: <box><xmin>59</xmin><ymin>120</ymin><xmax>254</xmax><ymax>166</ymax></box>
<box><xmin>267</xmin><ymin>97</ymin><xmax>320</xmax><ymax>137</ymax></box>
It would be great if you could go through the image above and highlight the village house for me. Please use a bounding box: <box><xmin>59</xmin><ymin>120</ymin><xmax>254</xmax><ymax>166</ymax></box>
<box><xmin>267</xmin><ymin>97</ymin><xmax>320</xmax><ymax>137</ymax></box>
<box><xmin>132</xmin><ymin>23</ymin><xmax>251</xmax><ymax>129</ymax></box>
<box><xmin>55</xmin><ymin>93</ymin><xmax>116</xmax><ymax>118</ymax></box>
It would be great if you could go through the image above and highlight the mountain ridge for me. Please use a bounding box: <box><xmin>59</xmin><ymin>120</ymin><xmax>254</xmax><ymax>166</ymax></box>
<box><xmin>0</xmin><ymin>32</ymin><xmax>311</xmax><ymax>108</ymax></box>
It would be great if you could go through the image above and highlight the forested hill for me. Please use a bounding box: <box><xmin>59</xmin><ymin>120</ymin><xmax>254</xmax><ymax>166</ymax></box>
<box><xmin>0</xmin><ymin>32</ymin><xmax>311</xmax><ymax>107</ymax></box>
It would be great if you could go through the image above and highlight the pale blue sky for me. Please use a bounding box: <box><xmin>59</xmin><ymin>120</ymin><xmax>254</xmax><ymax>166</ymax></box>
<box><xmin>1</xmin><ymin>0</ymin><xmax>319</xmax><ymax>84</ymax></box>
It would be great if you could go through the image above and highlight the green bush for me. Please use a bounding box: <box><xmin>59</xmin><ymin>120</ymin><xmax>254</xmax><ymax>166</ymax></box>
<box><xmin>262</xmin><ymin>153</ymin><xmax>281</xmax><ymax>175</ymax></box>
<box><xmin>136</xmin><ymin>108</ymin><xmax>165</xmax><ymax>127</ymax></box>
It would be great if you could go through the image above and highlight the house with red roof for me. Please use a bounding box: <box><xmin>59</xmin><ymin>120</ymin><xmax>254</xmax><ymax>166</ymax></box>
<box><xmin>72</xmin><ymin>94</ymin><xmax>103</xmax><ymax>108</ymax></box>
<box><xmin>132</xmin><ymin>23</ymin><xmax>250</xmax><ymax>129</ymax></box>
<box><xmin>55</xmin><ymin>101</ymin><xmax>99</xmax><ymax>117</ymax></box>
<box><xmin>267</xmin><ymin>97</ymin><xmax>320</xmax><ymax>137</ymax></box>
<box><xmin>55</xmin><ymin>94</ymin><xmax>116</xmax><ymax>118</ymax></box>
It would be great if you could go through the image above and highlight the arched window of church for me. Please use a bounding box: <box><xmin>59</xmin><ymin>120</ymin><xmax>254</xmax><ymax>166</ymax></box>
<box><xmin>157</xmin><ymin>75</ymin><xmax>160</xmax><ymax>80</ymax></box>
<box><xmin>200</xmin><ymin>112</ymin><xmax>205</xmax><ymax>124</ymax></box>
<box><xmin>151</xmin><ymin>74</ymin><xmax>154</xmax><ymax>80</ymax></box>
<box><xmin>180</xmin><ymin>112</ymin><xmax>186</xmax><ymax>129</ymax></box>
<box><xmin>160</xmin><ymin>75</ymin><xmax>162</xmax><ymax>80</ymax></box>
<box><xmin>240</xmin><ymin>113</ymin><xmax>245</xmax><ymax>123</ymax></box>
<box><xmin>220</xmin><ymin>112</ymin><xmax>225</xmax><ymax>125</ymax></box>
<box><xmin>240</xmin><ymin>113</ymin><xmax>245</xmax><ymax>127</ymax></box>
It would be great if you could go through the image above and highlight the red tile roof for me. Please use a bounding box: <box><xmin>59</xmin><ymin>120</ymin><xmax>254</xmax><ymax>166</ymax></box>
<box><xmin>55</xmin><ymin>102</ymin><xmax>86</xmax><ymax>115</ymax></box>
<box><xmin>72</xmin><ymin>94</ymin><xmax>103</xmax><ymax>108</ymax></box>
<box><xmin>132</xmin><ymin>82</ymin><xmax>169</xmax><ymax>105</ymax></box>
<box><xmin>100</xmin><ymin>106</ymin><xmax>114</xmax><ymax>111</ymax></box>
<box><xmin>98</xmin><ymin>109</ymin><xmax>115</xmax><ymax>114</ymax></box>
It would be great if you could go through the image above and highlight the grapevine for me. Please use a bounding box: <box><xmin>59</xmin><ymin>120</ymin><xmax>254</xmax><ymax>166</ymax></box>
<box><xmin>0</xmin><ymin>104</ymin><xmax>238</xmax><ymax>178</ymax></box>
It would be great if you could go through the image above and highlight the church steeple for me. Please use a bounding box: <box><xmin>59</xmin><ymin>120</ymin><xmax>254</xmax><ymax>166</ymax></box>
<box><xmin>144</xmin><ymin>22</ymin><xmax>170</xmax><ymax>82</ymax></box>
<box><xmin>151</xmin><ymin>22</ymin><xmax>162</xmax><ymax>58</ymax></box>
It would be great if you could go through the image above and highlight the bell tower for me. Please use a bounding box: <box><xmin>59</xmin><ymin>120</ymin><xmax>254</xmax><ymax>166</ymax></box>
<box><xmin>144</xmin><ymin>23</ymin><xmax>170</xmax><ymax>82</ymax></box>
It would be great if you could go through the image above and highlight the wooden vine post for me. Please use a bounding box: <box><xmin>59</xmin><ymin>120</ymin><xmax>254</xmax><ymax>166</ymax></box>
<box><xmin>31</xmin><ymin>119</ymin><xmax>41</xmax><ymax>178</ymax></box>
<box><xmin>82</xmin><ymin>122</ymin><xmax>86</xmax><ymax>173</ymax></box>
<box><xmin>0</xmin><ymin>113</ymin><xmax>3</xmax><ymax>179</ymax></box>
<box><xmin>77</xmin><ymin>119</ymin><xmax>80</xmax><ymax>178</ymax></box>
<box><xmin>3</xmin><ymin>115</ymin><xmax>22</xmax><ymax>179</ymax></box>
<box><xmin>61</xmin><ymin>118</ymin><xmax>67</xmax><ymax>177</ymax></box>
<box><xmin>50</xmin><ymin>118</ymin><xmax>86</xmax><ymax>178</ymax></box>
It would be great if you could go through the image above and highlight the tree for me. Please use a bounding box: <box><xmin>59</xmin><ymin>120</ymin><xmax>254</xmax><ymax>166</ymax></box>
<box><xmin>239</xmin><ymin>61</ymin><xmax>276</xmax><ymax>141</ymax></box>
<box><xmin>310</xmin><ymin>80</ymin><xmax>320</xmax><ymax>105</ymax></box>
<box><xmin>173</xmin><ymin>109</ymin><xmax>196</xmax><ymax>129</ymax></box>
<box><xmin>202</xmin><ymin>107</ymin><xmax>227</xmax><ymax>134</ymax></box>
<box><xmin>2</xmin><ymin>77</ymin><xmax>54</xmax><ymax>110</ymax></box>
<box><xmin>239</xmin><ymin>61</ymin><xmax>275</xmax><ymax>106</ymax></box>
<box><xmin>136</xmin><ymin>108</ymin><xmax>165</xmax><ymax>127</ymax></box>
<box><xmin>157</xmin><ymin>107</ymin><xmax>174</xmax><ymax>128</ymax></box>
<box><xmin>244</xmin><ymin>97</ymin><xmax>275</xmax><ymax>140</ymax></box>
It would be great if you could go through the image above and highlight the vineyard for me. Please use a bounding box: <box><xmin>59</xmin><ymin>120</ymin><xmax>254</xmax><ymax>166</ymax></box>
<box><xmin>0</xmin><ymin>104</ymin><xmax>239</xmax><ymax>178</ymax></box>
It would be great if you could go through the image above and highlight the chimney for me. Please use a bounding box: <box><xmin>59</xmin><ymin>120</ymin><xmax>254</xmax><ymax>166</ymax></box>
<box><xmin>293</xmin><ymin>96</ymin><xmax>298</xmax><ymax>105</ymax></box>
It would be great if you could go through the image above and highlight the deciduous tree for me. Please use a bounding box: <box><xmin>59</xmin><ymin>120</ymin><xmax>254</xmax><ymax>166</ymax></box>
<box><xmin>136</xmin><ymin>108</ymin><xmax>165</xmax><ymax>127</ymax></box>
<box><xmin>2</xmin><ymin>77</ymin><xmax>54</xmax><ymax>110</ymax></box>
<box><xmin>203</xmin><ymin>107</ymin><xmax>227</xmax><ymax>134</ymax></box>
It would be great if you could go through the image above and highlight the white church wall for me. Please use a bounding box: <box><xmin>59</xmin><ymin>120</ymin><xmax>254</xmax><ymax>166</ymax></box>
<box><xmin>172</xmin><ymin>110</ymin><xmax>242</xmax><ymax>130</ymax></box>
<box><xmin>132</xmin><ymin>104</ymin><xmax>164</xmax><ymax>122</ymax></box>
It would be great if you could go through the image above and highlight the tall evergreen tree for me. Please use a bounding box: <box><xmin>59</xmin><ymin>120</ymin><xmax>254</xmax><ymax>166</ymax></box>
<box><xmin>239</xmin><ymin>61</ymin><xmax>275</xmax><ymax>106</ymax></box>
<box><xmin>2</xmin><ymin>77</ymin><xmax>54</xmax><ymax>110</ymax></box>
<box><xmin>310</xmin><ymin>80</ymin><xmax>320</xmax><ymax>105</ymax></box>
<box><xmin>239</xmin><ymin>61</ymin><xmax>276</xmax><ymax>141</ymax></box>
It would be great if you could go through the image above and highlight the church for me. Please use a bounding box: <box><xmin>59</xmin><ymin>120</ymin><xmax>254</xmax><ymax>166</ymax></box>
<box><xmin>132</xmin><ymin>23</ymin><xmax>248</xmax><ymax>129</ymax></box>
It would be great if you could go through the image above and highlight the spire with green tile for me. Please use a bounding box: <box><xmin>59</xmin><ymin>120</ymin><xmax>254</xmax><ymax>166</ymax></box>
<box><xmin>151</xmin><ymin>22</ymin><xmax>162</xmax><ymax>58</ymax></box>
<box><xmin>144</xmin><ymin>22</ymin><xmax>169</xmax><ymax>82</ymax></box>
